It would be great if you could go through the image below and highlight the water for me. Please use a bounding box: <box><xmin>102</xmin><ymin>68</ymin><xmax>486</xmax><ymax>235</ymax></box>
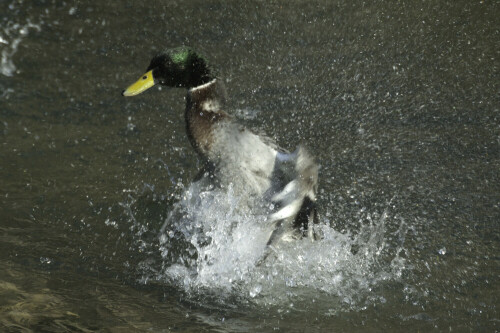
<box><xmin>1</xmin><ymin>0</ymin><xmax>498</xmax><ymax>331</ymax></box>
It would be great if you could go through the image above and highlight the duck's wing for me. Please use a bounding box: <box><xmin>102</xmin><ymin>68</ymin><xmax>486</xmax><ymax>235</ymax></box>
<box><xmin>259</xmin><ymin>146</ymin><xmax>320</xmax><ymax>263</ymax></box>
<box><xmin>271</xmin><ymin>146</ymin><xmax>318</xmax><ymax>225</ymax></box>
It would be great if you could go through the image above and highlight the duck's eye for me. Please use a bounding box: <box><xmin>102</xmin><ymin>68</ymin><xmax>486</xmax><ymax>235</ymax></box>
<box><xmin>142</xmin><ymin>75</ymin><xmax>147</xmax><ymax>80</ymax></box>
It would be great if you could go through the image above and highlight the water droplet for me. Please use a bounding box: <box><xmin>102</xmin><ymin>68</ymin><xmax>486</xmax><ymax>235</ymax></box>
<box><xmin>40</xmin><ymin>257</ymin><xmax>52</xmax><ymax>264</ymax></box>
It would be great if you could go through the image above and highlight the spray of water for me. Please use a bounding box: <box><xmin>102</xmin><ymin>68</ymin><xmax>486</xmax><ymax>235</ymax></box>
<box><xmin>0</xmin><ymin>20</ymin><xmax>41</xmax><ymax>77</ymax></box>
<box><xmin>151</xmin><ymin>178</ymin><xmax>408</xmax><ymax>310</ymax></box>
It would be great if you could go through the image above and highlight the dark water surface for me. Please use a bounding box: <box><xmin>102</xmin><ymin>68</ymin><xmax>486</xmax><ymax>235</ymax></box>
<box><xmin>1</xmin><ymin>0</ymin><xmax>498</xmax><ymax>331</ymax></box>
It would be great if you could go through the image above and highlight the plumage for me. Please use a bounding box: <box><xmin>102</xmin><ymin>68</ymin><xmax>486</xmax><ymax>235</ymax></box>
<box><xmin>123</xmin><ymin>47</ymin><xmax>321</xmax><ymax>262</ymax></box>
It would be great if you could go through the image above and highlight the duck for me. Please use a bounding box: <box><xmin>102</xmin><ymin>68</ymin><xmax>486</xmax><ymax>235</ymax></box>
<box><xmin>122</xmin><ymin>47</ymin><xmax>321</xmax><ymax>262</ymax></box>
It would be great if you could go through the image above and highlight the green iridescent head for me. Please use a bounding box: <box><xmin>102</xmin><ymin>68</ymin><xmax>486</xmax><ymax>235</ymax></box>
<box><xmin>123</xmin><ymin>47</ymin><xmax>213</xmax><ymax>96</ymax></box>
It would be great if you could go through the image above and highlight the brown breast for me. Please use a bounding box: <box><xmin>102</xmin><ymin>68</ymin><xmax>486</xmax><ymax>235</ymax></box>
<box><xmin>185</xmin><ymin>80</ymin><xmax>229</xmax><ymax>158</ymax></box>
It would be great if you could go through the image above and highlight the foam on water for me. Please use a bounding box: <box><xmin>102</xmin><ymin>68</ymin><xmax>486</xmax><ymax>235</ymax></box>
<box><xmin>155</xmin><ymin>179</ymin><xmax>408</xmax><ymax>310</ymax></box>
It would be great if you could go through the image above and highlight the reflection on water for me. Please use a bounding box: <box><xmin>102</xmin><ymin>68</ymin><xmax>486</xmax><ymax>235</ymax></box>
<box><xmin>0</xmin><ymin>261</ymin><xmax>223</xmax><ymax>332</ymax></box>
<box><xmin>0</xmin><ymin>265</ymin><xmax>86</xmax><ymax>332</ymax></box>
<box><xmin>0</xmin><ymin>0</ymin><xmax>498</xmax><ymax>331</ymax></box>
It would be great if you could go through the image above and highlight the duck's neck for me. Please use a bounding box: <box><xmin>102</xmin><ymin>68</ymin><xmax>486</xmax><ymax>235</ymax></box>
<box><xmin>185</xmin><ymin>79</ymin><xmax>229</xmax><ymax>159</ymax></box>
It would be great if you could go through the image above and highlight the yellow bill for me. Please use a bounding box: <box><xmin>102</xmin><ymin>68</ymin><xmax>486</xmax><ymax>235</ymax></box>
<box><xmin>122</xmin><ymin>70</ymin><xmax>155</xmax><ymax>96</ymax></box>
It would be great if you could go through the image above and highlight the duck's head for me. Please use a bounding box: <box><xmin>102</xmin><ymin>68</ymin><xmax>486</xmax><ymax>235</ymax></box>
<box><xmin>122</xmin><ymin>47</ymin><xmax>213</xmax><ymax>97</ymax></box>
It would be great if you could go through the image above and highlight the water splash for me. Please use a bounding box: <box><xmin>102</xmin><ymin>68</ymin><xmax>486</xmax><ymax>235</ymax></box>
<box><xmin>0</xmin><ymin>18</ymin><xmax>41</xmax><ymax>77</ymax></box>
<box><xmin>153</xmin><ymin>179</ymin><xmax>408</xmax><ymax>311</ymax></box>
<box><xmin>158</xmin><ymin>181</ymin><xmax>273</xmax><ymax>292</ymax></box>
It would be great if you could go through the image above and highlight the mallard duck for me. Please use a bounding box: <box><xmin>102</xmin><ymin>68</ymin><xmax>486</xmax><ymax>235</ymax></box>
<box><xmin>122</xmin><ymin>47</ymin><xmax>321</xmax><ymax>262</ymax></box>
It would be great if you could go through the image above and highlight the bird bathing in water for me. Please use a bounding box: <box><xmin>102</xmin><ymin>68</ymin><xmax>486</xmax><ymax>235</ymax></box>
<box><xmin>122</xmin><ymin>47</ymin><xmax>321</xmax><ymax>263</ymax></box>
